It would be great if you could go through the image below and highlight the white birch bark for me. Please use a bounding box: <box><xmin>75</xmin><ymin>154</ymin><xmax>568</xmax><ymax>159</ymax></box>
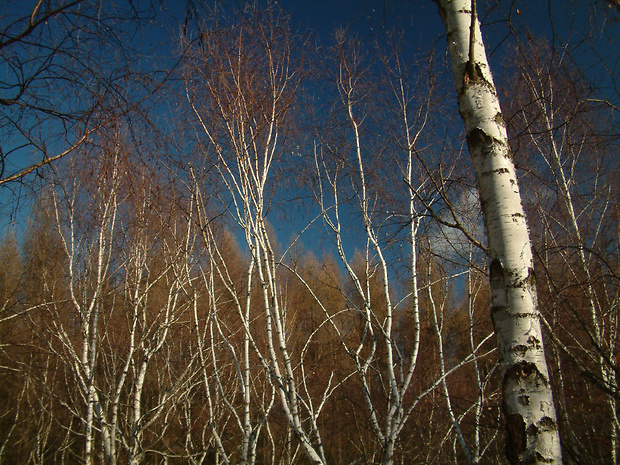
<box><xmin>513</xmin><ymin>47</ymin><xmax>619</xmax><ymax>461</ymax></box>
<box><xmin>316</xmin><ymin>67</ymin><xmax>421</xmax><ymax>465</ymax></box>
<box><xmin>39</xmin><ymin>140</ymin><xmax>198</xmax><ymax>465</ymax></box>
<box><xmin>436</xmin><ymin>1</ymin><xmax>562</xmax><ymax>463</ymax></box>
<box><xmin>49</xmin><ymin>149</ymin><xmax>120</xmax><ymax>465</ymax></box>
<box><xmin>309</xmin><ymin>32</ymin><xmax>444</xmax><ymax>464</ymax></box>
<box><xmin>190</xmin><ymin>178</ymin><xmax>273</xmax><ymax>465</ymax></box>
<box><xmin>185</xmin><ymin>7</ymin><xmax>327</xmax><ymax>463</ymax></box>
<box><xmin>311</xmin><ymin>31</ymin><xmax>504</xmax><ymax>463</ymax></box>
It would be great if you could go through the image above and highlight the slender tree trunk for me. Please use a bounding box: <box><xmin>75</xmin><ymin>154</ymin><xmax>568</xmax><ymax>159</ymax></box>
<box><xmin>435</xmin><ymin>1</ymin><xmax>562</xmax><ymax>463</ymax></box>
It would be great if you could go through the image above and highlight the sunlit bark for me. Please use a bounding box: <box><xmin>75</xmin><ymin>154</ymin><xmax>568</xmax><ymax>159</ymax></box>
<box><xmin>184</xmin><ymin>5</ymin><xmax>327</xmax><ymax>463</ymax></box>
<box><xmin>436</xmin><ymin>1</ymin><xmax>562</xmax><ymax>463</ymax></box>
<box><xmin>506</xmin><ymin>37</ymin><xmax>620</xmax><ymax>462</ymax></box>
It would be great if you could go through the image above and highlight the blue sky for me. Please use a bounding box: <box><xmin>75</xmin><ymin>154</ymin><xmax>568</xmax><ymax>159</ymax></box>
<box><xmin>0</xmin><ymin>0</ymin><xmax>617</xmax><ymax>242</ymax></box>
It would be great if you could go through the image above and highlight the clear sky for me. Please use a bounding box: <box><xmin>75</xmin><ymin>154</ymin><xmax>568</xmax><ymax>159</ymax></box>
<box><xmin>0</xmin><ymin>0</ymin><xmax>617</xmax><ymax>239</ymax></box>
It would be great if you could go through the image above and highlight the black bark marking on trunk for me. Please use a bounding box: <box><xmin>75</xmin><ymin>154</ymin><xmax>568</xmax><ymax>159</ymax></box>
<box><xmin>513</xmin><ymin>265</ymin><xmax>534</xmax><ymax>289</ymax></box>
<box><xmin>464</xmin><ymin>60</ymin><xmax>483</xmax><ymax>85</ymax></box>
<box><xmin>504</xmin><ymin>362</ymin><xmax>549</xmax><ymax>464</ymax></box>
<box><xmin>494</xmin><ymin>112</ymin><xmax>506</xmax><ymax>128</ymax></box>
<box><xmin>527</xmin><ymin>267</ymin><xmax>536</xmax><ymax>290</ymax></box>
<box><xmin>506</xmin><ymin>413</ymin><xmax>526</xmax><ymax>465</ymax></box>
<box><xmin>512</xmin><ymin>344</ymin><xmax>529</xmax><ymax>357</ymax></box>
<box><xmin>466</xmin><ymin>127</ymin><xmax>492</xmax><ymax>157</ymax></box>
<box><xmin>492</xmin><ymin>304</ymin><xmax>508</xmax><ymax>314</ymax></box>
<box><xmin>518</xmin><ymin>394</ymin><xmax>530</xmax><ymax>406</ymax></box>
<box><xmin>467</xmin><ymin>127</ymin><xmax>509</xmax><ymax>160</ymax></box>
<box><xmin>534</xmin><ymin>452</ymin><xmax>555</xmax><ymax>463</ymax></box>
<box><xmin>482</xmin><ymin>167</ymin><xmax>510</xmax><ymax>177</ymax></box>
<box><xmin>490</xmin><ymin>258</ymin><xmax>507</xmax><ymax>316</ymax></box>
<box><xmin>513</xmin><ymin>361</ymin><xmax>535</xmax><ymax>379</ymax></box>
<box><xmin>538</xmin><ymin>416</ymin><xmax>558</xmax><ymax>431</ymax></box>
<box><xmin>490</xmin><ymin>258</ymin><xmax>505</xmax><ymax>290</ymax></box>
<box><xmin>527</xmin><ymin>335</ymin><xmax>541</xmax><ymax>349</ymax></box>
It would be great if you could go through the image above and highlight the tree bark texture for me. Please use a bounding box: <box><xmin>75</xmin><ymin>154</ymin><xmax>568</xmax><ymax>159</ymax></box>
<box><xmin>436</xmin><ymin>1</ymin><xmax>562</xmax><ymax>463</ymax></box>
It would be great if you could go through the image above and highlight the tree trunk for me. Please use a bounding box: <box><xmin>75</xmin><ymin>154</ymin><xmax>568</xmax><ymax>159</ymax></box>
<box><xmin>435</xmin><ymin>1</ymin><xmax>562</xmax><ymax>463</ymax></box>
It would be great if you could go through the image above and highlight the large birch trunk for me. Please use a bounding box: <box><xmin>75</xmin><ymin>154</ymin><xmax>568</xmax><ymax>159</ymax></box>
<box><xmin>436</xmin><ymin>1</ymin><xmax>562</xmax><ymax>463</ymax></box>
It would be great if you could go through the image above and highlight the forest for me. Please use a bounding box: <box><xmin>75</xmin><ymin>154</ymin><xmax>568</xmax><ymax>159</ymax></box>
<box><xmin>0</xmin><ymin>0</ymin><xmax>618</xmax><ymax>463</ymax></box>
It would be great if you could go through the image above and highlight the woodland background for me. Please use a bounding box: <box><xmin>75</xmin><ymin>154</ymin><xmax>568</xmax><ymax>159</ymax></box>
<box><xmin>0</xmin><ymin>0</ymin><xmax>618</xmax><ymax>463</ymax></box>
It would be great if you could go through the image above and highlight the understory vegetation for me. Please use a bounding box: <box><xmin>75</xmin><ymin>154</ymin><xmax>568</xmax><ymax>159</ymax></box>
<box><xmin>0</xmin><ymin>1</ymin><xmax>618</xmax><ymax>463</ymax></box>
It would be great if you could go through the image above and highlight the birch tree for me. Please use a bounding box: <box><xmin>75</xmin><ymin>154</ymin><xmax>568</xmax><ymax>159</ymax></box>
<box><xmin>313</xmin><ymin>32</ymin><xmax>429</xmax><ymax>463</ymax></box>
<box><xmin>13</xmin><ymin>130</ymin><xmax>197</xmax><ymax>464</ymax></box>
<box><xmin>308</xmin><ymin>29</ymin><xmax>500</xmax><ymax>464</ymax></box>
<box><xmin>435</xmin><ymin>1</ymin><xmax>562</xmax><ymax>463</ymax></box>
<box><xmin>188</xmin><ymin>173</ymin><xmax>276</xmax><ymax>465</ymax></box>
<box><xmin>505</xmin><ymin>37</ymin><xmax>620</xmax><ymax>463</ymax></box>
<box><xmin>184</xmin><ymin>5</ymin><xmax>330</xmax><ymax>463</ymax></box>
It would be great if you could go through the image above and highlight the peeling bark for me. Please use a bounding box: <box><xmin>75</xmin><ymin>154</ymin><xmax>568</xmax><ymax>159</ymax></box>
<box><xmin>436</xmin><ymin>1</ymin><xmax>562</xmax><ymax>463</ymax></box>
